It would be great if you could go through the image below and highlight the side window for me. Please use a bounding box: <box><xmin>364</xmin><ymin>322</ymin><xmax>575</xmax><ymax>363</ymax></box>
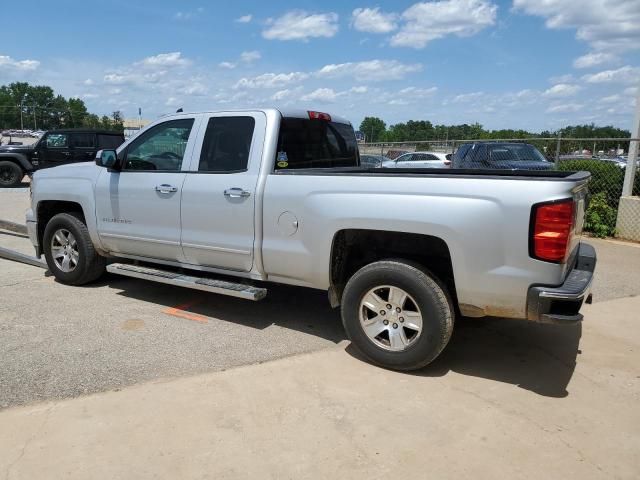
<box><xmin>70</xmin><ymin>133</ymin><xmax>96</xmax><ymax>149</ymax></box>
<box><xmin>425</xmin><ymin>154</ymin><xmax>439</xmax><ymax>161</ymax></box>
<box><xmin>45</xmin><ymin>133</ymin><xmax>68</xmax><ymax>148</ymax></box>
<box><xmin>398</xmin><ymin>154</ymin><xmax>413</xmax><ymax>162</ymax></box>
<box><xmin>198</xmin><ymin>116</ymin><xmax>255</xmax><ymax>172</ymax></box>
<box><xmin>98</xmin><ymin>134</ymin><xmax>124</xmax><ymax>150</ymax></box>
<box><xmin>124</xmin><ymin>119</ymin><xmax>194</xmax><ymax>171</ymax></box>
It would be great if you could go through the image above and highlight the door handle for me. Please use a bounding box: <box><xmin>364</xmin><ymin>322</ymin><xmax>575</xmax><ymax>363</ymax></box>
<box><xmin>155</xmin><ymin>184</ymin><xmax>178</xmax><ymax>194</ymax></box>
<box><xmin>224</xmin><ymin>188</ymin><xmax>251</xmax><ymax>198</ymax></box>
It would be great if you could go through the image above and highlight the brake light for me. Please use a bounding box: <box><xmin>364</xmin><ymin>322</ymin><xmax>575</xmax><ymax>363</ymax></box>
<box><xmin>531</xmin><ymin>199</ymin><xmax>575</xmax><ymax>263</ymax></box>
<box><xmin>308</xmin><ymin>111</ymin><xmax>331</xmax><ymax>121</ymax></box>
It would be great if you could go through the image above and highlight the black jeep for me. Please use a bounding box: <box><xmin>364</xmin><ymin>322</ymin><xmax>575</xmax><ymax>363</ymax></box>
<box><xmin>0</xmin><ymin>129</ymin><xmax>124</xmax><ymax>187</ymax></box>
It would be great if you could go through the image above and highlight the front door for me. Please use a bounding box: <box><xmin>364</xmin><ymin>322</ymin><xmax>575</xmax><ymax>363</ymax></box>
<box><xmin>180</xmin><ymin>113</ymin><xmax>265</xmax><ymax>271</ymax></box>
<box><xmin>95</xmin><ymin>117</ymin><xmax>198</xmax><ymax>261</ymax></box>
<box><xmin>39</xmin><ymin>132</ymin><xmax>72</xmax><ymax>168</ymax></box>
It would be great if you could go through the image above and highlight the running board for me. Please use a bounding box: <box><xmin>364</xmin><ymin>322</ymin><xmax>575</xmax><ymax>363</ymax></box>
<box><xmin>106</xmin><ymin>263</ymin><xmax>267</xmax><ymax>301</ymax></box>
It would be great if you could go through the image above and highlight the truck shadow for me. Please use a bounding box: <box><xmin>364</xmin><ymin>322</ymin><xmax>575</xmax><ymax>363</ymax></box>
<box><xmin>104</xmin><ymin>274</ymin><xmax>580</xmax><ymax>398</ymax></box>
<box><xmin>106</xmin><ymin>275</ymin><xmax>346</xmax><ymax>344</ymax></box>
<box><xmin>349</xmin><ymin>316</ymin><xmax>582</xmax><ymax>398</ymax></box>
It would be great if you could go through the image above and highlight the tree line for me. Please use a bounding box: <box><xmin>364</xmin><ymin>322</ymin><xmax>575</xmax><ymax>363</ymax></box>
<box><xmin>0</xmin><ymin>82</ymin><xmax>124</xmax><ymax>132</ymax></box>
<box><xmin>359</xmin><ymin>116</ymin><xmax>631</xmax><ymax>143</ymax></box>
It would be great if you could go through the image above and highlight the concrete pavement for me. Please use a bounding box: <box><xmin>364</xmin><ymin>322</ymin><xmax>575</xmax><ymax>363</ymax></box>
<box><xmin>1</xmin><ymin>295</ymin><xmax>639</xmax><ymax>480</ymax></box>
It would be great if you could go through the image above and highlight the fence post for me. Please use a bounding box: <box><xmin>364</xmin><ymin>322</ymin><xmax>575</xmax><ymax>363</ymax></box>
<box><xmin>554</xmin><ymin>132</ymin><xmax>562</xmax><ymax>165</ymax></box>
<box><xmin>621</xmin><ymin>88</ymin><xmax>640</xmax><ymax>197</ymax></box>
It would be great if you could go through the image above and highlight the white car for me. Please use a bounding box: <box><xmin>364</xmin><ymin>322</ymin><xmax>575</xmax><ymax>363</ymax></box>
<box><xmin>382</xmin><ymin>151</ymin><xmax>451</xmax><ymax>168</ymax></box>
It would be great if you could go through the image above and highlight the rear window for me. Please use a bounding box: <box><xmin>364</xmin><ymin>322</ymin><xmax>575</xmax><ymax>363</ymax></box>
<box><xmin>275</xmin><ymin>118</ymin><xmax>358</xmax><ymax>170</ymax></box>
<box><xmin>98</xmin><ymin>134</ymin><xmax>124</xmax><ymax>149</ymax></box>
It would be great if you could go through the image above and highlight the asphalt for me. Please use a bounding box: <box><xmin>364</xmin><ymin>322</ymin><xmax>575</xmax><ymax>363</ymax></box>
<box><xmin>1</xmin><ymin>189</ymin><xmax>639</xmax><ymax>410</ymax></box>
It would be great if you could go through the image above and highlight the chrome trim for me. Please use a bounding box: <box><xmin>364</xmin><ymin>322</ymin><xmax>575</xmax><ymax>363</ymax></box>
<box><xmin>100</xmin><ymin>232</ymin><xmax>180</xmax><ymax>246</ymax></box>
<box><xmin>182</xmin><ymin>242</ymin><xmax>251</xmax><ymax>255</ymax></box>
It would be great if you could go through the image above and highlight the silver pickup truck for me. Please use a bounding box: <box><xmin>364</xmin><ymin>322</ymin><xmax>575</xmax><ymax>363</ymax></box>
<box><xmin>26</xmin><ymin>109</ymin><xmax>596</xmax><ymax>370</ymax></box>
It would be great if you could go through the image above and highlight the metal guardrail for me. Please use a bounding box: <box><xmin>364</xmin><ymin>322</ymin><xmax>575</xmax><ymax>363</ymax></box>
<box><xmin>0</xmin><ymin>219</ymin><xmax>46</xmax><ymax>268</ymax></box>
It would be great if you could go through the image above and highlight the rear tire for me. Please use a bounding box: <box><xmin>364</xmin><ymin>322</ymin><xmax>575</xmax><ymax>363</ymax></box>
<box><xmin>43</xmin><ymin>213</ymin><xmax>106</xmax><ymax>285</ymax></box>
<box><xmin>341</xmin><ymin>260</ymin><xmax>454</xmax><ymax>371</ymax></box>
<box><xmin>0</xmin><ymin>161</ymin><xmax>23</xmax><ymax>187</ymax></box>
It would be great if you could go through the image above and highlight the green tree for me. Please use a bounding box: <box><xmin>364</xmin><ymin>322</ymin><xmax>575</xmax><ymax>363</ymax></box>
<box><xmin>359</xmin><ymin>117</ymin><xmax>386</xmax><ymax>142</ymax></box>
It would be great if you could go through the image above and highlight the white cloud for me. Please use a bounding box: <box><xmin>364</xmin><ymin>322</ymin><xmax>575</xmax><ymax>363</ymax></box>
<box><xmin>546</xmin><ymin>103</ymin><xmax>583</xmax><ymax>113</ymax></box>
<box><xmin>219</xmin><ymin>51</ymin><xmax>261</xmax><ymax>70</ymax></box>
<box><xmin>301</xmin><ymin>88</ymin><xmax>338</xmax><ymax>103</ymax></box>
<box><xmin>83</xmin><ymin>78</ymin><xmax>94</xmax><ymax>86</ymax></box>
<box><xmin>138</xmin><ymin>52</ymin><xmax>190</xmax><ymax>68</ymax></box>
<box><xmin>0</xmin><ymin>54</ymin><xmax>40</xmax><ymax>71</ymax></box>
<box><xmin>81</xmin><ymin>93</ymin><xmax>99</xmax><ymax>100</ymax></box>
<box><xmin>391</xmin><ymin>0</ymin><xmax>497</xmax><ymax>49</ymax></box>
<box><xmin>452</xmin><ymin>92</ymin><xmax>485</xmax><ymax>103</ymax></box>
<box><xmin>184</xmin><ymin>82</ymin><xmax>208</xmax><ymax>96</ymax></box>
<box><xmin>582</xmin><ymin>65</ymin><xmax>640</xmax><ymax>84</ymax></box>
<box><xmin>350</xmin><ymin>86</ymin><xmax>368</xmax><ymax>94</ymax></box>
<box><xmin>599</xmin><ymin>94</ymin><xmax>621</xmax><ymax>103</ymax></box>
<box><xmin>316</xmin><ymin>59</ymin><xmax>422</xmax><ymax>81</ymax></box>
<box><xmin>263</xmin><ymin>11</ymin><xmax>339</xmax><ymax>41</ymax></box>
<box><xmin>624</xmin><ymin>86</ymin><xmax>638</xmax><ymax>96</ymax></box>
<box><xmin>166</xmin><ymin>97</ymin><xmax>181</xmax><ymax>107</ymax></box>
<box><xmin>513</xmin><ymin>0</ymin><xmax>640</xmax><ymax>52</ymax></box>
<box><xmin>103</xmin><ymin>70</ymin><xmax>168</xmax><ymax>85</ymax></box>
<box><xmin>543</xmin><ymin>83</ymin><xmax>582</xmax><ymax>97</ymax></box>
<box><xmin>240</xmin><ymin>51</ymin><xmax>261</xmax><ymax>63</ymax></box>
<box><xmin>351</xmin><ymin>7</ymin><xmax>398</xmax><ymax>34</ymax></box>
<box><xmin>549</xmin><ymin>73</ymin><xmax>575</xmax><ymax>84</ymax></box>
<box><xmin>398</xmin><ymin>86</ymin><xmax>438</xmax><ymax>97</ymax></box>
<box><xmin>236</xmin><ymin>14</ymin><xmax>252</xmax><ymax>23</ymax></box>
<box><xmin>234</xmin><ymin>72</ymin><xmax>309</xmax><ymax>89</ymax></box>
<box><xmin>573</xmin><ymin>51</ymin><xmax>619</xmax><ymax>69</ymax></box>
<box><xmin>271</xmin><ymin>89</ymin><xmax>294</xmax><ymax>101</ymax></box>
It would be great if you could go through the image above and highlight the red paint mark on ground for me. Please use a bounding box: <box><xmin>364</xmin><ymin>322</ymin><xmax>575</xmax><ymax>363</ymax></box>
<box><xmin>163</xmin><ymin>300</ymin><xmax>208</xmax><ymax>323</ymax></box>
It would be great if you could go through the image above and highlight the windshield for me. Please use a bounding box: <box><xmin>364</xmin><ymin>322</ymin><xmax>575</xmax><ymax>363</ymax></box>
<box><xmin>275</xmin><ymin>118</ymin><xmax>359</xmax><ymax>169</ymax></box>
<box><xmin>488</xmin><ymin>144</ymin><xmax>548</xmax><ymax>162</ymax></box>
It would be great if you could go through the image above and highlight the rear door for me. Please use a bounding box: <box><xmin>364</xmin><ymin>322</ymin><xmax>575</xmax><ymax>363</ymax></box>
<box><xmin>69</xmin><ymin>132</ymin><xmax>97</xmax><ymax>163</ymax></box>
<box><xmin>180</xmin><ymin>112</ymin><xmax>265</xmax><ymax>271</ymax></box>
<box><xmin>95</xmin><ymin>116</ymin><xmax>199</xmax><ymax>261</ymax></box>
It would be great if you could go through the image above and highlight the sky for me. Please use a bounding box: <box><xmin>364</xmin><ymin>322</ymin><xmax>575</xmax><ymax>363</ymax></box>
<box><xmin>0</xmin><ymin>0</ymin><xmax>639</xmax><ymax>132</ymax></box>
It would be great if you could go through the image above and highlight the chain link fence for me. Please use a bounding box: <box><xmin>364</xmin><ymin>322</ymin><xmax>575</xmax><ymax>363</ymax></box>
<box><xmin>359</xmin><ymin>137</ymin><xmax>639</xmax><ymax>239</ymax></box>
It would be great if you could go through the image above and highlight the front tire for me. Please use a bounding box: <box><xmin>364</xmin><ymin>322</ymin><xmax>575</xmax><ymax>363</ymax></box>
<box><xmin>0</xmin><ymin>161</ymin><xmax>24</xmax><ymax>187</ymax></box>
<box><xmin>341</xmin><ymin>260</ymin><xmax>454</xmax><ymax>371</ymax></box>
<box><xmin>43</xmin><ymin>213</ymin><xmax>106</xmax><ymax>285</ymax></box>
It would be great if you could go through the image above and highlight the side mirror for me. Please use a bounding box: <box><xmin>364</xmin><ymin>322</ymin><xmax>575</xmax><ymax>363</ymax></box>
<box><xmin>95</xmin><ymin>149</ymin><xmax>119</xmax><ymax>170</ymax></box>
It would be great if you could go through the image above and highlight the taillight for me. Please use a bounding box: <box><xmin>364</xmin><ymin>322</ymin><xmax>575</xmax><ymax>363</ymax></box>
<box><xmin>308</xmin><ymin>111</ymin><xmax>331</xmax><ymax>121</ymax></box>
<box><xmin>530</xmin><ymin>199</ymin><xmax>575</xmax><ymax>263</ymax></box>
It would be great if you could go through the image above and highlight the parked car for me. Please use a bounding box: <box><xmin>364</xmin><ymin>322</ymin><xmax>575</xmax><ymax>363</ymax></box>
<box><xmin>27</xmin><ymin>108</ymin><xmax>595</xmax><ymax>371</ymax></box>
<box><xmin>359</xmin><ymin>154</ymin><xmax>387</xmax><ymax>168</ymax></box>
<box><xmin>382</xmin><ymin>151</ymin><xmax>451</xmax><ymax>169</ymax></box>
<box><xmin>384</xmin><ymin>149</ymin><xmax>409</xmax><ymax>160</ymax></box>
<box><xmin>452</xmin><ymin>142</ymin><xmax>553</xmax><ymax>170</ymax></box>
<box><xmin>0</xmin><ymin>129</ymin><xmax>124</xmax><ymax>187</ymax></box>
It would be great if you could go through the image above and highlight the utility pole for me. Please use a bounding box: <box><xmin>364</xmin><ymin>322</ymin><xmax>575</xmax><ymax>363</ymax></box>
<box><xmin>621</xmin><ymin>86</ymin><xmax>640</xmax><ymax>196</ymax></box>
<box><xmin>20</xmin><ymin>101</ymin><xmax>24</xmax><ymax>131</ymax></box>
<box><xmin>33</xmin><ymin>105</ymin><xmax>37</xmax><ymax>130</ymax></box>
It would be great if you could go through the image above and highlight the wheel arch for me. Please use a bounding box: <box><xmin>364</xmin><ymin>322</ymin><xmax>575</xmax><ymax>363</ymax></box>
<box><xmin>328</xmin><ymin>229</ymin><xmax>458</xmax><ymax>310</ymax></box>
<box><xmin>0</xmin><ymin>153</ymin><xmax>32</xmax><ymax>172</ymax></box>
<box><xmin>36</xmin><ymin>200</ymin><xmax>87</xmax><ymax>252</ymax></box>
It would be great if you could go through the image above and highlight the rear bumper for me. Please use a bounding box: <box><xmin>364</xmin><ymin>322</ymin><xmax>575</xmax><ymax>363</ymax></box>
<box><xmin>526</xmin><ymin>242</ymin><xmax>596</xmax><ymax>324</ymax></box>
